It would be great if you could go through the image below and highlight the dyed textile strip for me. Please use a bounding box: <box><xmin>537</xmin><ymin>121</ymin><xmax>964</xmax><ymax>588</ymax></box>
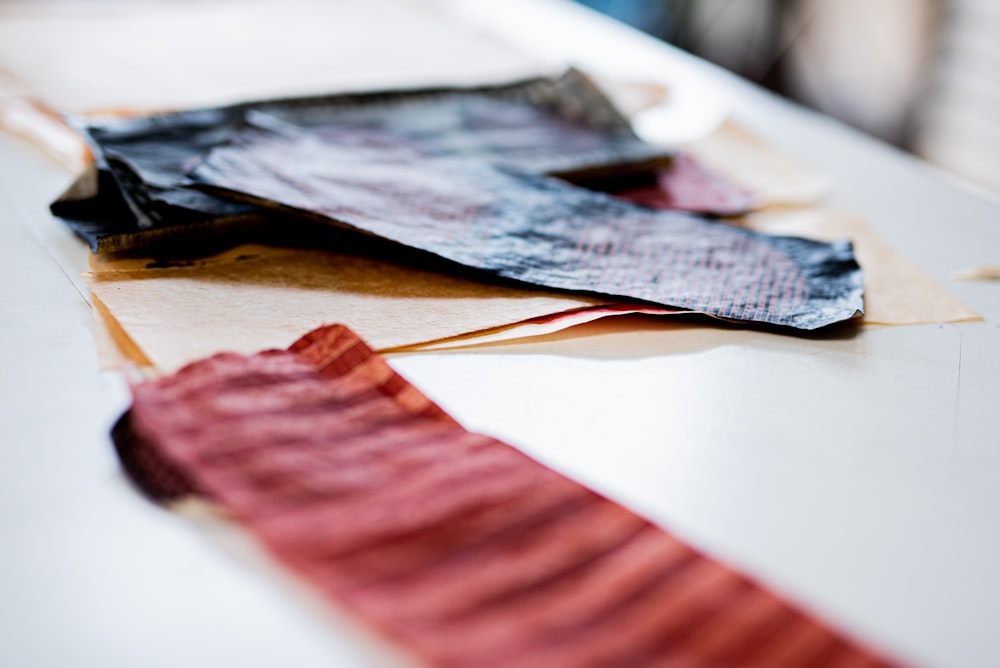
<box><xmin>116</xmin><ymin>324</ymin><xmax>898</xmax><ymax>667</ymax></box>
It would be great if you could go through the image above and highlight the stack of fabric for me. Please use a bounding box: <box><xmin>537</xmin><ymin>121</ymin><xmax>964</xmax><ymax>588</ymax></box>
<box><xmin>0</xmin><ymin>2</ymin><xmax>979</xmax><ymax>665</ymax></box>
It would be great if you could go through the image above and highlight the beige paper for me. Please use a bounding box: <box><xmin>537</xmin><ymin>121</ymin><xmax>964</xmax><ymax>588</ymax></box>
<box><xmin>0</xmin><ymin>0</ymin><xmax>542</xmax><ymax>167</ymax></box>
<box><xmin>90</xmin><ymin>206</ymin><xmax>978</xmax><ymax>372</ymax></box>
<box><xmin>87</xmin><ymin>244</ymin><xmax>603</xmax><ymax>372</ymax></box>
<box><xmin>951</xmin><ymin>265</ymin><xmax>1000</xmax><ymax>281</ymax></box>
<box><xmin>0</xmin><ymin>0</ymin><xmax>539</xmax><ymax>113</ymax></box>
<box><xmin>689</xmin><ymin>120</ymin><xmax>835</xmax><ymax>206</ymax></box>
<box><xmin>90</xmin><ymin>293</ymin><xmax>152</xmax><ymax>370</ymax></box>
<box><xmin>743</xmin><ymin>209</ymin><xmax>980</xmax><ymax>325</ymax></box>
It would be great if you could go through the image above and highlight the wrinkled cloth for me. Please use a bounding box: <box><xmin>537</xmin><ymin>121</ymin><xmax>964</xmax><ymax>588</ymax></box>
<box><xmin>55</xmin><ymin>69</ymin><xmax>665</xmax><ymax>253</ymax></box>
<box><xmin>190</xmin><ymin>125</ymin><xmax>862</xmax><ymax>330</ymax></box>
<box><xmin>115</xmin><ymin>324</ymin><xmax>899</xmax><ymax>668</ymax></box>
<box><xmin>57</xmin><ymin>69</ymin><xmax>863</xmax><ymax>329</ymax></box>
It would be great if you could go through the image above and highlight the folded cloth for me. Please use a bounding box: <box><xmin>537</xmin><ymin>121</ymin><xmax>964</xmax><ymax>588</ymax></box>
<box><xmin>190</xmin><ymin>125</ymin><xmax>863</xmax><ymax>330</ymax></box>
<box><xmin>54</xmin><ymin>69</ymin><xmax>666</xmax><ymax>253</ymax></box>
<box><xmin>115</xmin><ymin>324</ymin><xmax>899</xmax><ymax>667</ymax></box>
<box><xmin>61</xmin><ymin>68</ymin><xmax>863</xmax><ymax>329</ymax></box>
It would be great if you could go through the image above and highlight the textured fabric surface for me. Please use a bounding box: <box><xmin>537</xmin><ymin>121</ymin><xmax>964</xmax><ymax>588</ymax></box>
<box><xmin>55</xmin><ymin>69</ymin><xmax>663</xmax><ymax>252</ymax></box>
<box><xmin>192</xmin><ymin>127</ymin><xmax>862</xmax><ymax>330</ymax></box>
<box><xmin>58</xmin><ymin>69</ymin><xmax>863</xmax><ymax>330</ymax></box>
<box><xmin>117</xmin><ymin>324</ymin><xmax>898</xmax><ymax>667</ymax></box>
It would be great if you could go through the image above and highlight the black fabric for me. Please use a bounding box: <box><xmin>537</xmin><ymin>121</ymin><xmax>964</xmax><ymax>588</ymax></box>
<box><xmin>52</xmin><ymin>69</ymin><xmax>863</xmax><ymax>329</ymax></box>
<box><xmin>190</xmin><ymin>125</ymin><xmax>862</xmax><ymax>330</ymax></box>
<box><xmin>54</xmin><ymin>70</ymin><xmax>665</xmax><ymax>252</ymax></box>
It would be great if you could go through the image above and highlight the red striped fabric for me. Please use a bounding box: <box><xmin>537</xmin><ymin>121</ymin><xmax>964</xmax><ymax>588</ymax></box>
<box><xmin>119</xmin><ymin>324</ymin><xmax>900</xmax><ymax>667</ymax></box>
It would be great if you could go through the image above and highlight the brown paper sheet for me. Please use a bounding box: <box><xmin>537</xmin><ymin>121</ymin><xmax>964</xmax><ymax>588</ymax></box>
<box><xmin>90</xmin><ymin>293</ymin><xmax>151</xmax><ymax>370</ymax></box>
<box><xmin>743</xmin><ymin>209</ymin><xmax>980</xmax><ymax>326</ymax></box>
<box><xmin>89</xmin><ymin>206</ymin><xmax>978</xmax><ymax>371</ymax></box>
<box><xmin>951</xmin><ymin>265</ymin><xmax>1000</xmax><ymax>281</ymax></box>
<box><xmin>87</xmin><ymin>244</ymin><xmax>603</xmax><ymax>372</ymax></box>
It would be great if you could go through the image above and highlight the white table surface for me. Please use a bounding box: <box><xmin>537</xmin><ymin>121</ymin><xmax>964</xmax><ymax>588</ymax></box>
<box><xmin>1</xmin><ymin>1</ymin><xmax>999</xmax><ymax>667</ymax></box>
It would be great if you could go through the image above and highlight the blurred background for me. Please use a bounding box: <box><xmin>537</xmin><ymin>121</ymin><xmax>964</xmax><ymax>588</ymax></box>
<box><xmin>577</xmin><ymin>0</ymin><xmax>1000</xmax><ymax>197</ymax></box>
